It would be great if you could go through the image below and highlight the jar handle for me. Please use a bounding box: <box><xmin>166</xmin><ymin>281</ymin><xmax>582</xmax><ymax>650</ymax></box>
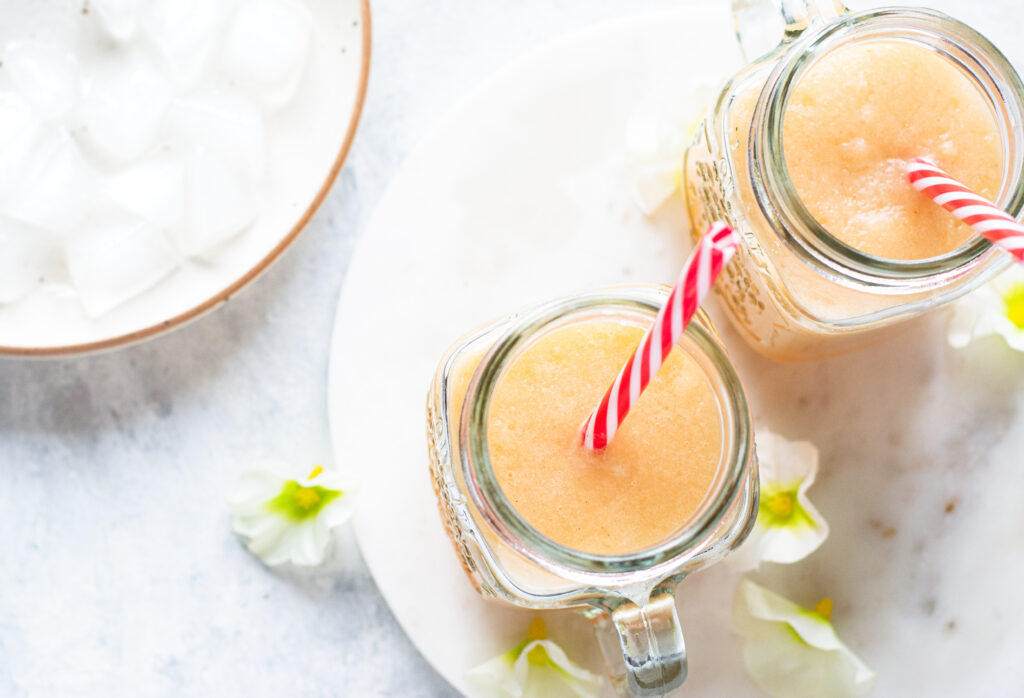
<box><xmin>590</xmin><ymin>591</ymin><xmax>687</xmax><ymax>697</ymax></box>
<box><xmin>731</xmin><ymin>0</ymin><xmax>848</xmax><ymax>61</ymax></box>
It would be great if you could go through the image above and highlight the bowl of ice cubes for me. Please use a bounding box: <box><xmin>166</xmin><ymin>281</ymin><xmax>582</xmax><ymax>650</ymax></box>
<box><xmin>0</xmin><ymin>0</ymin><xmax>370</xmax><ymax>355</ymax></box>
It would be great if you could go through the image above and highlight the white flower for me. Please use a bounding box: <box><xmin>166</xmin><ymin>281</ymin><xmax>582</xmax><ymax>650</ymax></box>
<box><xmin>625</xmin><ymin>82</ymin><xmax>716</xmax><ymax>216</ymax></box>
<box><xmin>467</xmin><ymin>618</ymin><xmax>602</xmax><ymax>698</ymax></box>
<box><xmin>733</xmin><ymin>580</ymin><xmax>875</xmax><ymax>698</ymax></box>
<box><xmin>948</xmin><ymin>264</ymin><xmax>1024</xmax><ymax>351</ymax></box>
<box><xmin>730</xmin><ymin>430</ymin><xmax>828</xmax><ymax>571</ymax></box>
<box><xmin>228</xmin><ymin>460</ymin><xmax>356</xmax><ymax>567</ymax></box>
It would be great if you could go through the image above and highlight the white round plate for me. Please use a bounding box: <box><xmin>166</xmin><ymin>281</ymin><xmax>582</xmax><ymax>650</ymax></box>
<box><xmin>329</xmin><ymin>4</ymin><xmax>1024</xmax><ymax>697</ymax></box>
<box><xmin>0</xmin><ymin>0</ymin><xmax>370</xmax><ymax>356</ymax></box>
<box><xmin>329</xmin><ymin>6</ymin><xmax>752</xmax><ymax>696</ymax></box>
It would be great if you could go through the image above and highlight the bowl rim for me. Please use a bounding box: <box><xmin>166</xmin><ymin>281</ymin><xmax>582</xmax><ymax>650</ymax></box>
<box><xmin>0</xmin><ymin>0</ymin><xmax>374</xmax><ymax>358</ymax></box>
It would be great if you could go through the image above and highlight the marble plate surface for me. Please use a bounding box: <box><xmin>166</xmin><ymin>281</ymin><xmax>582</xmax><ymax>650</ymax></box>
<box><xmin>328</xmin><ymin>4</ymin><xmax>1024</xmax><ymax>696</ymax></box>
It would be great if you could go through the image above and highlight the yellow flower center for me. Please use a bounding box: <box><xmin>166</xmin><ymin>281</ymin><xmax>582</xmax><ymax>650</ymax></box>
<box><xmin>290</xmin><ymin>465</ymin><xmax>327</xmax><ymax>509</ymax></box>
<box><xmin>508</xmin><ymin>619</ymin><xmax>552</xmax><ymax>667</ymax></box>
<box><xmin>1003</xmin><ymin>283</ymin><xmax>1024</xmax><ymax>330</ymax></box>
<box><xmin>525</xmin><ymin>619</ymin><xmax>549</xmax><ymax>666</ymax></box>
<box><xmin>764</xmin><ymin>491</ymin><xmax>794</xmax><ymax>518</ymax></box>
<box><xmin>814</xmin><ymin>598</ymin><xmax>833</xmax><ymax>621</ymax></box>
<box><xmin>293</xmin><ymin>486</ymin><xmax>321</xmax><ymax>510</ymax></box>
<box><xmin>263</xmin><ymin>466</ymin><xmax>342</xmax><ymax>522</ymax></box>
<box><xmin>526</xmin><ymin>645</ymin><xmax>549</xmax><ymax>666</ymax></box>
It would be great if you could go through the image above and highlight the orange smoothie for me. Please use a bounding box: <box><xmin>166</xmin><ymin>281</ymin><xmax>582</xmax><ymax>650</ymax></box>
<box><xmin>783</xmin><ymin>40</ymin><xmax>1003</xmax><ymax>260</ymax></box>
<box><xmin>475</xmin><ymin>320</ymin><xmax>723</xmax><ymax>556</ymax></box>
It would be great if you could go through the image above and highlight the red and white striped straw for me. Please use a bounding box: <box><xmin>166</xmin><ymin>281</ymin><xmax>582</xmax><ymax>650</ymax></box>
<box><xmin>580</xmin><ymin>221</ymin><xmax>740</xmax><ymax>451</ymax></box>
<box><xmin>908</xmin><ymin>157</ymin><xmax>1024</xmax><ymax>264</ymax></box>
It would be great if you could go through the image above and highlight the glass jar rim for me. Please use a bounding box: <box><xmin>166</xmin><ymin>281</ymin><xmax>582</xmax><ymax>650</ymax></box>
<box><xmin>458</xmin><ymin>286</ymin><xmax>755</xmax><ymax>578</ymax></box>
<box><xmin>749</xmin><ymin>7</ymin><xmax>1024</xmax><ymax>288</ymax></box>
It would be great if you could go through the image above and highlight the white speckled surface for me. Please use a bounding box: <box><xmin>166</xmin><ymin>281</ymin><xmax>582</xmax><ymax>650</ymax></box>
<box><xmin>1</xmin><ymin>1</ymin><xmax>1023</xmax><ymax>697</ymax></box>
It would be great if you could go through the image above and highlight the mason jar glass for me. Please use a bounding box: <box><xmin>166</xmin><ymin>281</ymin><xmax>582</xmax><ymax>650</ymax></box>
<box><xmin>684</xmin><ymin>1</ymin><xmax>1024</xmax><ymax>361</ymax></box>
<box><xmin>426</xmin><ymin>285</ymin><xmax>757</xmax><ymax>697</ymax></box>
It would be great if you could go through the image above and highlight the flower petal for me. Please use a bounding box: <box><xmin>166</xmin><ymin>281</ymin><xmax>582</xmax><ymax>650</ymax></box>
<box><xmin>992</xmin><ymin>311</ymin><xmax>1024</xmax><ymax>352</ymax></box>
<box><xmin>624</xmin><ymin>82</ymin><xmax>715</xmax><ymax>217</ymax></box>
<box><xmin>727</xmin><ymin>523</ymin><xmax>770</xmax><ymax>572</ymax></box>
<box><xmin>524</xmin><ymin>666</ymin><xmax>602</xmax><ymax>698</ymax></box>
<box><xmin>737</xmin><ymin>582</ymin><xmax>839</xmax><ymax>650</ymax></box>
<box><xmin>947</xmin><ymin>295</ymin><xmax>987</xmax><ymax>348</ymax></box>
<box><xmin>467</xmin><ymin>650</ymin><xmax>522</xmax><ymax>697</ymax></box>
<box><xmin>240</xmin><ymin>516</ymin><xmax>292</xmax><ymax>565</ymax></box>
<box><xmin>290</xmin><ymin>520</ymin><xmax>327</xmax><ymax>566</ymax></box>
<box><xmin>730</xmin><ymin>511</ymin><xmax>828</xmax><ymax>572</ymax></box>
<box><xmin>310</xmin><ymin>517</ymin><xmax>330</xmax><ymax>558</ymax></box>
<box><xmin>756</xmin><ymin>510</ymin><xmax>829</xmax><ymax>565</ymax></box>
<box><xmin>1000</xmin><ymin>324</ymin><xmax>1024</xmax><ymax>351</ymax></box>
<box><xmin>320</xmin><ymin>497</ymin><xmax>357</xmax><ymax>529</ymax></box>
<box><xmin>227</xmin><ymin>468</ymin><xmax>286</xmax><ymax>514</ymax></box>
<box><xmin>467</xmin><ymin>630</ymin><xmax>602</xmax><ymax>698</ymax></box>
<box><xmin>947</xmin><ymin>288</ymin><xmax>1000</xmax><ymax>348</ymax></box>
<box><xmin>232</xmin><ymin>511</ymin><xmax>284</xmax><ymax>541</ymax></box>
<box><xmin>948</xmin><ymin>266</ymin><xmax>1024</xmax><ymax>352</ymax></box>
<box><xmin>731</xmin><ymin>429</ymin><xmax>827</xmax><ymax>570</ymax></box>
<box><xmin>629</xmin><ymin>164</ymin><xmax>680</xmax><ymax>216</ymax></box>
<box><xmin>734</xmin><ymin>580</ymin><xmax>874</xmax><ymax>698</ymax></box>
<box><xmin>307</xmin><ymin>469</ymin><xmax>347</xmax><ymax>489</ymax></box>
<box><xmin>515</xmin><ymin>640</ymin><xmax>602</xmax><ymax>698</ymax></box>
<box><xmin>989</xmin><ymin>263</ymin><xmax>1024</xmax><ymax>295</ymax></box>
<box><xmin>262</xmin><ymin>526</ymin><xmax>305</xmax><ymax>567</ymax></box>
<box><xmin>755</xmin><ymin>430</ymin><xmax>818</xmax><ymax>484</ymax></box>
<box><xmin>228</xmin><ymin>460</ymin><xmax>353</xmax><ymax>567</ymax></box>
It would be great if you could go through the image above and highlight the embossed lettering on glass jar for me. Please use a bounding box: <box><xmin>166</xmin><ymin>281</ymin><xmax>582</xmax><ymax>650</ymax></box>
<box><xmin>426</xmin><ymin>286</ymin><xmax>757</xmax><ymax>697</ymax></box>
<box><xmin>685</xmin><ymin>4</ymin><xmax>1024</xmax><ymax>361</ymax></box>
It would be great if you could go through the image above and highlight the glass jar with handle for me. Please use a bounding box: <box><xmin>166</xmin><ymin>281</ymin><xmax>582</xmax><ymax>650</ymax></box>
<box><xmin>427</xmin><ymin>285</ymin><xmax>757</xmax><ymax>696</ymax></box>
<box><xmin>685</xmin><ymin>0</ymin><xmax>1024</xmax><ymax>360</ymax></box>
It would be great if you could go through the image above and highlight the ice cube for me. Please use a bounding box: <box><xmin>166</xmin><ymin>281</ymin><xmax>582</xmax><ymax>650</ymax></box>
<box><xmin>141</xmin><ymin>0</ymin><xmax>235</xmax><ymax>86</ymax></box>
<box><xmin>172</xmin><ymin>146</ymin><xmax>256</xmax><ymax>256</ymax></box>
<box><xmin>4</xmin><ymin>41</ymin><xmax>80</xmax><ymax>120</ymax></box>
<box><xmin>66</xmin><ymin>211</ymin><xmax>179</xmax><ymax>317</ymax></box>
<box><xmin>91</xmin><ymin>0</ymin><xmax>151</xmax><ymax>42</ymax></box>
<box><xmin>75</xmin><ymin>51</ymin><xmax>172</xmax><ymax>163</ymax></box>
<box><xmin>2</xmin><ymin>129</ymin><xmax>99</xmax><ymax>235</ymax></box>
<box><xmin>164</xmin><ymin>91</ymin><xmax>264</xmax><ymax>177</ymax></box>
<box><xmin>220</xmin><ymin>0</ymin><xmax>312</xmax><ymax>108</ymax></box>
<box><xmin>103</xmin><ymin>155</ymin><xmax>186</xmax><ymax>229</ymax></box>
<box><xmin>0</xmin><ymin>217</ymin><xmax>53</xmax><ymax>304</ymax></box>
<box><xmin>0</xmin><ymin>92</ymin><xmax>44</xmax><ymax>197</ymax></box>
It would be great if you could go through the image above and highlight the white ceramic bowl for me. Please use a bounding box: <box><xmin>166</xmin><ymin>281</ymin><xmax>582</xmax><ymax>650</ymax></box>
<box><xmin>0</xmin><ymin>0</ymin><xmax>371</xmax><ymax>357</ymax></box>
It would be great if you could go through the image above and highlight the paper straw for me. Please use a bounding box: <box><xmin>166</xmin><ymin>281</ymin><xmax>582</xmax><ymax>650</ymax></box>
<box><xmin>580</xmin><ymin>221</ymin><xmax>740</xmax><ymax>451</ymax></box>
<box><xmin>908</xmin><ymin>158</ymin><xmax>1024</xmax><ymax>263</ymax></box>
